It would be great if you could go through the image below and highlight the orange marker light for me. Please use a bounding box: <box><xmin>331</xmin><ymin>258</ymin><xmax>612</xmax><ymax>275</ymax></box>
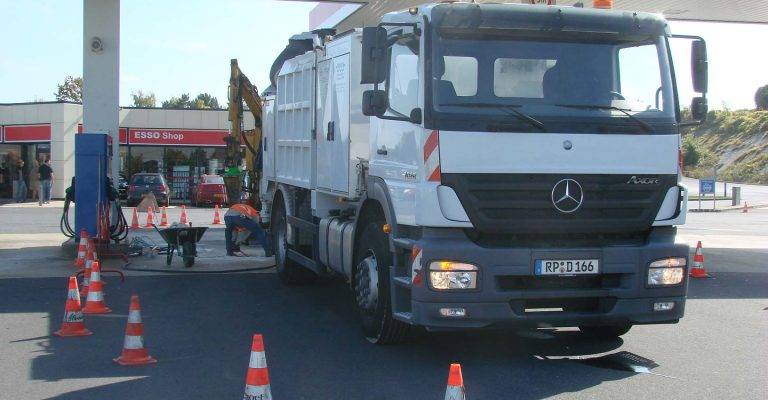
<box><xmin>593</xmin><ymin>0</ymin><xmax>613</xmax><ymax>9</ymax></box>
<box><xmin>382</xmin><ymin>224</ymin><xmax>392</xmax><ymax>234</ymax></box>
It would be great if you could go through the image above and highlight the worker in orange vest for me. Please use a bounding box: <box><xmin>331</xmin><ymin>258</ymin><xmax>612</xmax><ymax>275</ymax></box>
<box><xmin>224</xmin><ymin>203</ymin><xmax>273</xmax><ymax>257</ymax></box>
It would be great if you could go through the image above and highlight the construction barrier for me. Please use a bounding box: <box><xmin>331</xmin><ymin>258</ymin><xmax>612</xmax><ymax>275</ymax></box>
<box><xmin>82</xmin><ymin>261</ymin><xmax>112</xmax><ymax>314</ymax></box>
<box><xmin>53</xmin><ymin>277</ymin><xmax>92</xmax><ymax>337</ymax></box>
<box><xmin>114</xmin><ymin>295</ymin><xmax>157</xmax><ymax>366</ymax></box>
<box><xmin>243</xmin><ymin>334</ymin><xmax>272</xmax><ymax>400</ymax></box>
<box><xmin>689</xmin><ymin>241</ymin><xmax>710</xmax><ymax>278</ymax></box>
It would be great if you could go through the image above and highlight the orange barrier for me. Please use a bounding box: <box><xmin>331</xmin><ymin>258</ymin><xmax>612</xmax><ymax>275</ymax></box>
<box><xmin>243</xmin><ymin>334</ymin><xmax>272</xmax><ymax>399</ymax></box>
<box><xmin>180</xmin><ymin>205</ymin><xmax>189</xmax><ymax>225</ymax></box>
<box><xmin>159</xmin><ymin>207</ymin><xmax>169</xmax><ymax>227</ymax></box>
<box><xmin>445</xmin><ymin>363</ymin><xmax>466</xmax><ymax>400</ymax></box>
<box><xmin>144</xmin><ymin>207</ymin><xmax>155</xmax><ymax>228</ymax></box>
<box><xmin>53</xmin><ymin>277</ymin><xmax>92</xmax><ymax>337</ymax></box>
<box><xmin>130</xmin><ymin>208</ymin><xmax>140</xmax><ymax>229</ymax></box>
<box><xmin>82</xmin><ymin>261</ymin><xmax>111</xmax><ymax>314</ymax></box>
<box><xmin>114</xmin><ymin>295</ymin><xmax>157</xmax><ymax>366</ymax></box>
<box><xmin>212</xmin><ymin>204</ymin><xmax>223</xmax><ymax>225</ymax></box>
<box><xmin>689</xmin><ymin>241</ymin><xmax>710</xmax><ymax>278</ymax></box>
<box><xmin>74</xmin><ymin>230</ymin><xmax>88</xmax><ymax>268</ymax></box>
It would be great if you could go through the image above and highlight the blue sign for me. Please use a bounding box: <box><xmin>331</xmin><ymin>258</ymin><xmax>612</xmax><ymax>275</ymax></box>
<box><xmin>700</xmin><ymin>179</ymin><xmax>716</xmax><ymax>194</ymax></box>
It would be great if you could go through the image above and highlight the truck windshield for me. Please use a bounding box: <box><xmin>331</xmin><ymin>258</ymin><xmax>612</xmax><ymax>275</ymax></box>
<box><xmin>430</xmin><ymin>33</ymin><xmax>675</xmax><ymax>134</ymax></box>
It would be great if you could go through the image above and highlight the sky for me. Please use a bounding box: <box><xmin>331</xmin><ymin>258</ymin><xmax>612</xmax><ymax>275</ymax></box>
<box><xmin>1</xmin><ymin>1</ymin><xmax>767</xmax><ymax>110</ymax></box>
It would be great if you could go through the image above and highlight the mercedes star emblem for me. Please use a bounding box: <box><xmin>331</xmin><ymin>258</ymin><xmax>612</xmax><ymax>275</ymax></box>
<box><xmin>551</xmin><ymin>179</ymin><xmax>584</xmax><ymax>213</ymax></box>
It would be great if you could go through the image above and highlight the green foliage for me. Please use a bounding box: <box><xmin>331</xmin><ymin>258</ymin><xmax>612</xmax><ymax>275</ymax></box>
<box><xmin>131</xmin><ymin>91</ymin><xmax>156</xmax><ymax>107</ymax></box>
<box><xmin>756</xmin><ymin>84</ymin><xmax>768</xmax><ymax>110</ymax></box>
<box><xmin>55</xmin><ymin>76</ymin><xmax>83</xmax><ymax>102</ymax></box>
<box><xmin>161</xmin><ymin>93</ymin><xmax>220</xmax><ymax>109</ymax></box>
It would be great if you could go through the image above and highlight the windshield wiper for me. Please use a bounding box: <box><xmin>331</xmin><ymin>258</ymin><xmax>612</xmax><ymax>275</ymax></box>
<box><xmin>438</xmin><ymin>102</ymin><xmax>546</xmax><ymax>132</ymax></box>
<box><xmin>554</xmin><ymin>104</ymin><xmax>654</xmax><ymax>133</ymax></box>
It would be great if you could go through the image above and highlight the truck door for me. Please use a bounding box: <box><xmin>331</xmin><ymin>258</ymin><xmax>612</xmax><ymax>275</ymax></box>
<box><xmin>262</xmin><ymin>96</ymin><xmax>276</xmax><ymax>179</ymax></box>
<box><xmin>316</xmin><ymin>53</ymin><xmax>350</xmax><ymax>195</ymax></box>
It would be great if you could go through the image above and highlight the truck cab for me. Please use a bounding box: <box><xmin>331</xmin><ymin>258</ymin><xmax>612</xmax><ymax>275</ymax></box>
<box><xmin>262</xmin><ymin>2</ymin><xmax>708</xmax><ymax>344</ymax></box>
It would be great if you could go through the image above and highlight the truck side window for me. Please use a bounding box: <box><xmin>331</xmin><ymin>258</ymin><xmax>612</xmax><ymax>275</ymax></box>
<box><xmin>617</xmin><ymin>43</ymin><xmax>665</xmax><ymax>111</ymax></box>
<box><xmin>387</xmin><ymin>42</ymin><xmax>419</xmax><ymax>117</ymax></box>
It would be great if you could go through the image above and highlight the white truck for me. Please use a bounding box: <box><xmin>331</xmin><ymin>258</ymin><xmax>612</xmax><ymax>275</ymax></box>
<box><xmin>259</xmin><ymin>2</ymin><xmax>709</xmax><ymax>343</ymax></box>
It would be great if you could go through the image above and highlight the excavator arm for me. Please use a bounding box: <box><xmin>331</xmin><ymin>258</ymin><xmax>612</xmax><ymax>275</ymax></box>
<box><xmin>226</xmin><ymin>59</ymin><xmax>263</xmax><ymax>206</ymax></box>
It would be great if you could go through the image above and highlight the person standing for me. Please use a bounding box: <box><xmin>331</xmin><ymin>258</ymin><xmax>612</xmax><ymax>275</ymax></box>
<box><xmin>13</xmin><ymin>160</ymin><xmax>27</xmax><ymax>203</ymax></box>
<box><xmin>38</xmin><ymin>158</ymin><xmax>54</xmax><ymax>205</ymax></box>
<box><xmin>28</xmin><ymin>159</ymin><xmax>40</xmax><ymax>204</ymax></box>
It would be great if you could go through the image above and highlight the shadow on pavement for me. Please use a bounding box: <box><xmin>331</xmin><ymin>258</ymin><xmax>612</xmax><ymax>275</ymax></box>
<box><xmin>0</xmin><ymin>273</ymin><xmax>646</xmax><ymax>400</ymax></box>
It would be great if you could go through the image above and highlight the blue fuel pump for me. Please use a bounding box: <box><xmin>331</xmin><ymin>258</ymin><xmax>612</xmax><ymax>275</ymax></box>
<box><xmin>74</xmin><ymin>133</ymin><xmax>111</xmax><ymax>239</ymax></box>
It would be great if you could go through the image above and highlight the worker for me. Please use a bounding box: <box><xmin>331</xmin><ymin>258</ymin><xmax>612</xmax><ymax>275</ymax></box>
<box><xmin>224</xmin><ymin>203</ymin><xmax>273</xmax><ymax>257</ymax></box>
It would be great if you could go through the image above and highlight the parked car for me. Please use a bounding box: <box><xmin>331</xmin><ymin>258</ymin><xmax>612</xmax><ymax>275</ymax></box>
<box><xmin>117</xmin><ymin>175</ymin><xmax>128</xmax><ymax>200</ymax></box>
<box><xmin>192</xmin><ymin>174</ymin><xmax>228</xmax><ymax>206</ymax></box>
<box><xmin>127</xmin><ymin>173</ymin><xmax>169</xmax><ymax>207</ymax></box>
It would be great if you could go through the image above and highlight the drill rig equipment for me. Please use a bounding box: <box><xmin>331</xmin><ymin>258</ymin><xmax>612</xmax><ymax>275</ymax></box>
<box><xmin>227</xmin><ymin>58</ymin><xmax>263</xmax><ymax>205</ymax></box>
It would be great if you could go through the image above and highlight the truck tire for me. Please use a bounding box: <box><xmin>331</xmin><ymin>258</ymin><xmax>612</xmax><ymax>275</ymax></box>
<box><xmin>579</xmin><ymin>324</ymin><xmax>632</xmax><ymax>338</ymax></box>
<box><xmin>353</xmin><ymin>221</ymin><xmax>410</xmax><ymax>344</ymax></box>
<box><xmin>271</xmin><ymin>201</ymin><xmax>316</xmax><ymax>285</ymax></box>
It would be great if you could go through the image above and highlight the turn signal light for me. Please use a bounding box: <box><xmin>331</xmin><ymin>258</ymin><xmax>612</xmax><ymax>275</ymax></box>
<box><xmin>429</xmin><ymin>261</ymin><xmax>478</xmax><ymax>290</ymax></box>
<box><xmin>593</xmin><ymin>0</ymin><xmax>613</xmax><ymax>9</ymax></box>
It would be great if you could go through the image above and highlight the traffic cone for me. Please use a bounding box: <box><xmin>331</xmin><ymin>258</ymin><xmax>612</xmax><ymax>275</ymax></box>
<box><xmin>82</xmin><ymin>261</ymin><xmax>111</xmax><ymax>314</ymax></box>
<box><xmin>130</xmin><ymin>208</ymin><xmax>140</xmax><ymax>229</ymax></box>
<box><xmin>80</xmin><ymin>249</ymin><xmax>96</xmax><ymax>297</ymax></box>
<box><xmin>243</xmin><ymin>334</ymin><xmax>272</xmax><ymax>400</ymax></box>
<box><xmin>74</xmin><ymin>230</ymin><xmax>88</xmax><ymax>268</ymax></box>
<box><xmin>212</xmin><ymin>204</ymin><xmax>223</xmax><ymax>225</ymax></box>
<box><xmin>113</xmin><ymin>295</ymin><xmax>157</xmax><ymax>366</ymax></box>
<box><xmin>144</xmin><ymin>206</ymin><xmax>155</xmax><ymax>228</ymax></box>
<box><xmin>179</xmin><ymin>205</ymin><xmax>189</xmax><ymax>225</ymax></box>
<box><xmin>445</xmin><ymin>363</ymin><xmax>466</xmax><ymax>400</ymax></box>
<box><xmin>742</xmin><ymin>202</ymin><xmax>748</xmax><ymax>213</ymax></box>
<box><xmin>53</xmin><ymin>277</ymin><xmax>92</xmax><ymax>337</ymax></box>
<box><xmin>689</xmin><ymin>241</ymin><xmax>710</xmax><ymax>278</ymax></box>
<box><xmin>159</xmin><ymin>207</ymin><xmax>169</xmax><ymax>227</ymax></box>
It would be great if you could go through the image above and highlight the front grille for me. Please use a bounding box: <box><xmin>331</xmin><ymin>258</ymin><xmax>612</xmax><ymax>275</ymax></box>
<box><xmin>441</xmin><ymin>173</ymin><xmax>676</xmax><ymax>235</ymax></box>
<box><xmin>497</xmin><ymin>274</ymin><xmax>623</xmax><ymax>291</ymax></box>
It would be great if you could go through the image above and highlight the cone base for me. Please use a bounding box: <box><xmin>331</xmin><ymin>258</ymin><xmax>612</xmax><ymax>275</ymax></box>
<box><xmin>113</xmin><ymin>355</ymin><xmax>157</xmax><ymax>366</ymax></box>
<box><xmin>82</xmin><ymin>306</ymin><xmax>112</xmax><ymax>314</ymax></box>
<box><xmin>54</xmin><ymin>328</ymin><xmax>93</xmax><ymax>337</ymax></box>
<box><xmin>690</xmin><ymin>270</ymin><xmax>710</xmax><ymax>278</ymax></box>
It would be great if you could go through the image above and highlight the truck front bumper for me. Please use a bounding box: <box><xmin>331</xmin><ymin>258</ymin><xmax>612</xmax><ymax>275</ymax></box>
<box><xmin>408</xmin><ymin>227</ymin><xmax>689</xmax><ymax>330</ymax></box>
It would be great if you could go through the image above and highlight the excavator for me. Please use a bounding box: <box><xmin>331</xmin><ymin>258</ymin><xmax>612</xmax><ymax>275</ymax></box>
<box><xmin>225</xmin><ymin>58</ymin><xmax>263</xmax><ymax>207</ymax></box>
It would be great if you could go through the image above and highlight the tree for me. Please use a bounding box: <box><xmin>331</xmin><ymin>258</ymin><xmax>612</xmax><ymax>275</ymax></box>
<box><xmin>162</xmin><ymin>93</ymin><xmax>192</xmax><ymax>109</ymax></box>
<box><xmin>55</xmin><ymin>76</ymin><xmax>83</xmax><ymax>102</ymax></box>
<box><xmin>131</xmin><ymin>90</ymin><xmax>156</xmax><ymax>107</ymax></box>
<box><xmin>756</xmin><ymin>84</ymin><xmax>768</xmax><ymax>110</ymax></box>
<box><xmin>161</xmin><ymin>93</ymin><xmax>220</xmax><ymax>109</ymax></box>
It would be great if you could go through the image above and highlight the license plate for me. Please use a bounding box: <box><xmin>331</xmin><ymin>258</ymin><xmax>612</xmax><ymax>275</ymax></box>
<box><xmin>535</xmin><ymin>259</ymin><xmax>599</xmax><ymax>276</ymax></box>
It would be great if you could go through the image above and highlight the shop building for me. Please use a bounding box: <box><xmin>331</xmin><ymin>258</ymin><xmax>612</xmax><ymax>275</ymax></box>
<box><xmin>0</xmin><ymin>101</ymin><xmax>254</xmax><ymax>202</ymax></box>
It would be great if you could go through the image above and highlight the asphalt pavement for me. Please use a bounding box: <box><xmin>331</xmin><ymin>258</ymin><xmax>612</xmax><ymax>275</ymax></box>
<box><xmin>0</xmin><ymin>202</ymin><xmax>766</xmax><ymax>399</ymax></box>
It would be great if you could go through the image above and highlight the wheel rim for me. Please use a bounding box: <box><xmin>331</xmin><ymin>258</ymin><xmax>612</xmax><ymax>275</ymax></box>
<box><xmin>355</xmin><ymin>250</ymin><xmax>379</xmax><ymax>314</ymax></box>
<box><xmin>275</xmin><ymin>213</ymin><xmax>287</xmax><ymax>266</ymax></box>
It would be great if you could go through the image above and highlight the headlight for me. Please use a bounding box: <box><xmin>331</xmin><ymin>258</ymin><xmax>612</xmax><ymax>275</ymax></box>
<box><xmin>429</xmin><ymin>261</ymin><xmax>478</xmax><ymax>290</ymax></box>
<box><xmin>647</xmin><ymin>257</ymin><xmax>686</xmax><ymax>286</ymax></box>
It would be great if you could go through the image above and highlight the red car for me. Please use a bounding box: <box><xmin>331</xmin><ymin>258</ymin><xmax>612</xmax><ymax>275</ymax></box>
<box><xmin>192</xmin><ymin>175</ymin><xmax>228</xmax><ymax>206</ymax></box>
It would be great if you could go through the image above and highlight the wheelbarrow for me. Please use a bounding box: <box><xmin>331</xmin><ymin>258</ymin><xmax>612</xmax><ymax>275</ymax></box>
<box><xmin>153</xmin><ymin>224</ymin><xmax>208</xmax><ymax>268</ymax></box>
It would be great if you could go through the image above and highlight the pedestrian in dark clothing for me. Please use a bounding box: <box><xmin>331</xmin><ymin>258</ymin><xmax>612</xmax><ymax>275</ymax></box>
<box><xmin>13</xmin><ymin>160</ymin><xmax>27</xmax><ymax>203</ymax></box>
<box><xmin>38</xmin><ymin>159</ymin><xmax>54</xmax><ymax>205</ymax></box>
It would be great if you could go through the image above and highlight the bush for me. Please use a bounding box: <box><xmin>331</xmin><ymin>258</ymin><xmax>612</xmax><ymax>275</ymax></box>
<box><xmin>756</xmin><ymin>85</ymin><xmax>768</xmax><ymax>110</ymax></box>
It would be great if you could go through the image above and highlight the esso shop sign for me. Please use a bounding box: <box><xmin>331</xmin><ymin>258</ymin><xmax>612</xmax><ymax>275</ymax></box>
<box><xmin>128</xmin><ymin>128</ymin><xmax>229</xmax><ymax>146</ymax></box>
<box><xmin>133</xmin><ymin>130</ymin><xmax>185</xmax><ymax>141</ymax></box>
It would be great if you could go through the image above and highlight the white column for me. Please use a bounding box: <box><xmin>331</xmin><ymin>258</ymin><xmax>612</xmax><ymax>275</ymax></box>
<box><xmin>83</xmin><ymin>0</ymin><xmax>120</xmax><ymax>177</ymax></box>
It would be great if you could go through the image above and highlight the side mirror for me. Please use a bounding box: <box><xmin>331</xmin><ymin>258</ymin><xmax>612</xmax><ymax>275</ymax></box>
<box><xmin>361</xmin><ymin>27</ymin><xmax>387</xmax><ymax>84</ymax></box>
<box><xmin>691</xmin><ymin>97</ymin><xmax>708</xmax><ymax>122</ymax></box>
<box><xmin>691</xmin><ymin>40</ymin><xmax>708</xmax><ymax>94</ymax></box>
<box><xmin>409</xmin><ymin>108</ymin><xmax>422</xmax><ymax>124</ymax></box>
<box><xmin>362</xmin><ymin>90</ymin><xmax>388</xmax><ymax>116</ymax></box>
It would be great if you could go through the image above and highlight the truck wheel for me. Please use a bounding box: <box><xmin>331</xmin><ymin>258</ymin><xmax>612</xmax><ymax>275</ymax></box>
<box><xmin>271</xmin><ymin>201</ymin><xmax>316</xmax><ymax>285</ymax></box>
<box><xmin>353</xmin><ymin>221</ymin><xmax>410</xmax><ymax>344</ymax></box>
<box><xmin>579</xmin><ymin>324</ymin><xmax>632</xmax><ymax>338</ymax></box>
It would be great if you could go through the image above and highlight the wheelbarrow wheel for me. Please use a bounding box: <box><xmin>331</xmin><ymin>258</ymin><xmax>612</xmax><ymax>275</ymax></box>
<box><xmin>182</xmin><ymin>242</ymin><xmax>195</xmax><ymax>268</ymax></box>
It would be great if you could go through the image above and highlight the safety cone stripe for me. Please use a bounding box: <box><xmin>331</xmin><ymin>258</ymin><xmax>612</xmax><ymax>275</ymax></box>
<box><xmin>445</xmin><ymin>386</ymin><xmax>466</xmax><ymax>400</ymax></box>
<box><xmin>86</xmin><ymin>290</ymin><xmax>104</xmax><ymax>302</ymax></box>
<box><xmin>246</xmin><ymin>368</ymin><xmax>270</xmax><ymax>387</ymax></box>
<box><xmin>123</xmin><ymin>335</ymin><xmax>145</xmax><ymax>350</ymax></box>
<box><xmin>128</xmin><ymin>309</ymin><xmax>142</xmax><ymax>323</ymax></box>
<box><xmin>125</xmin><ymin>323</ymin><xmax>145</xmax><ymax>336</ymax></box>
<box><xmin>244</xmin><ymin>383</ymin><xmax>272</xmax><ymax>399</ymax></box>
<box><xmin>248</xmin><ymin>351</ymin><xmax>268</xmax><ymax>369</ymax></box>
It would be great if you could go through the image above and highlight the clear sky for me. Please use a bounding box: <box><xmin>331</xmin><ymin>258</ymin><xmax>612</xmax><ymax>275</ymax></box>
<box><xmin>1</xmin><ymin>1</ymin><xmax>767</xmax><ymax>110</ymax></box>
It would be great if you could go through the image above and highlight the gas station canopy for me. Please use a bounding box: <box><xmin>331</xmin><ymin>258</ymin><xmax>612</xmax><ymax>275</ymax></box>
<box><xmin>313</xmin><ymin>0</ymin><xmax>768</xmax><ymax>32</ymax></box>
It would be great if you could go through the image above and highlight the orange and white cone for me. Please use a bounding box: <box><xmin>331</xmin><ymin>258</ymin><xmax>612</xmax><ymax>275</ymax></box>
<box><xmin>114</xmin><ymin>295</ymin><xmax>157</xmax><ymax>366</ymax></box>
<box><xmin>159</xmin><ymin>207</ymin><xmax>169</xmax><ymax>227</ymax></box>
<box><xmin>82</xmin><ymin>261</ymin><xmax>111</xmax><ymax>314</ymax></box>
<box><xmin>54</xmin><ymin>277</ymin><xmax>92</xmax><ymax>337</ymax></box>
<box><xmin>212</xmin><ymin>204</ymin><xmax>223</xmax><ymax>225</ymax></box>
<box><xmin>444</xmin><ymin>363</ymin><xmax>466</xmax><ymax>400</ymax></box>
<box><xmin>80</xmin><ymin>248</ymin><xmax>96</xmax><ymax>297</ymax></box>
<box><xmin>243</xmin><ymin>334</ymin><xmax>272</xmax><ymax>400</ymax></box>
<box><xmin>144</xmin><ymin>207</ymin><xmax>155</xmax><ymax>228</ymax></box>
<box><xmin>689</xmin><ymin>241</ymin><xmax>710</xmax><ymax>278</ymax></box>
<box><xmin>74</xmin><ymin>230</ymin><xmax>88</xmax><ymax>268</ymax></box>
<box><xmin>179</xmin><ymin>205</ymin><xmax>189</xmax><ymax>225</ymax></box>
<box><xmin>130</xmin><ymin>208</ymin><xmax>140</xmax><ymax>229</ymax></box>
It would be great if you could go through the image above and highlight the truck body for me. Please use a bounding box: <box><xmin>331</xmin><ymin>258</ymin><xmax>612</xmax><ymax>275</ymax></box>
<box><xmin>259</xmin><ymin>2</ymin><xmax>709</xmax><ymax>343</ymax></box>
